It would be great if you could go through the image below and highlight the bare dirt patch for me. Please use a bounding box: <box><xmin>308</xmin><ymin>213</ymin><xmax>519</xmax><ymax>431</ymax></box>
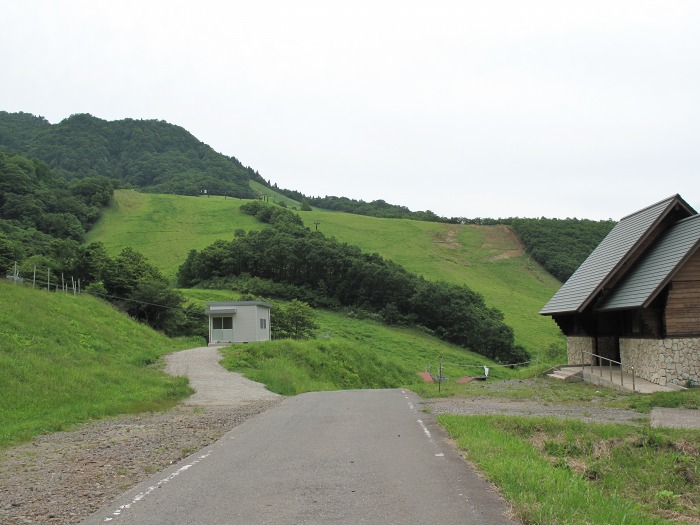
<box><xmin>480</xmin><ymin>225</ymin><xmax>525</xmax><ymax>262</ymax></box>
<box><xmin>431</xmin><ymin>224</ymin><xmax>462</xmax><ymax>249</ymax></box>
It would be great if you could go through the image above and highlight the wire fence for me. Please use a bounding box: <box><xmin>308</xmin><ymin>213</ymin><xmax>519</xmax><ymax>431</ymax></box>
<box><xmin>4</xmin><ymin>262</ymin><xmax>209</xmax><ymax>318</ymax></box>
<box><xmin>6</xmin><ymin>262</ymin><xmax>83</xmax><ymax>294</ymax></box>
<box><xmin>425</xmin><ymin>354</ymin><xmax>538</xmax><ymax>390</ymax></box>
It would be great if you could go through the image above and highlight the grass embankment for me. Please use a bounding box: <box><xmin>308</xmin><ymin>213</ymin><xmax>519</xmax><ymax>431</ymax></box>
<box><xmin>182</xmin><ymin>288</ymin><xmax>517</xmax><ymax>395</ymax></box>
<box><xmin>440</xmin><ymin>415</ymin><xmax>700</xmax><ymax>524</ymax></box>
<box><xmin>91</xmin><ymin>190</ymin><xmax>564</xmax><ymax>359</ymax></box>
<box><xmin>0</xmin><ymin>280</ymin><xmax>198</xmax><ymax>448</ymax></box>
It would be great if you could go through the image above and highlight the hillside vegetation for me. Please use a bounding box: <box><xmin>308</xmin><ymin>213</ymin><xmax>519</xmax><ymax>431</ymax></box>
<box><xmin>1</xmin><ymin>111</ymin><xmax>614</xmax><ymax>286</ymax></box>
<box><xmin>0</xmin><ymin>111</ymin><xmax>262</xmax><ymax>198</ymax></box>
<box><xmin>180</xmin><ymin>202</ymin><xmax>526</xmax><ymax>363</ymax></box>
<box><xmin>89</xmin><ymin>191</ymin><xmax>564</xmax><ymax>356</ymax></box>
<box><xmin>508</xmin><ymin>218</ymin><xmax>616</xmax><ymax>281</ymax></box>
<box><xmin>0</xmin><ymin>280</ymin><xmax>196</xmax><ymax>448</ymax></box>
<box><xmin>182</xmin><ymin>288</ymin><xmax>517</xmax><ymax>396</ymax></box>
<box><xmin>0</xmin><ymin>151</ymin><xmax>115</xmax><ymax>277</ymax></box>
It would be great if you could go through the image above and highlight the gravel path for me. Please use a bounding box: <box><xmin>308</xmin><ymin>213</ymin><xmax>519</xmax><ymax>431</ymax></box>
<box><xmin>0</xmin><ymin>345</ymin><xmax>281</xmax><ymax>525</ymax></box>
<box><xmin>164</xmin><ymin>345</ymin><xmax>281</xmax><ymax>406</ymax></box>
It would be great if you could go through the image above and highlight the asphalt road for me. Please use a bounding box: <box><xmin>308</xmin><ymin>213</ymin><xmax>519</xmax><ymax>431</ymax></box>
<box><xmin>81</xmin><ymin>389</ymin><xmax>519</xmax><ymax>524</ymax></box>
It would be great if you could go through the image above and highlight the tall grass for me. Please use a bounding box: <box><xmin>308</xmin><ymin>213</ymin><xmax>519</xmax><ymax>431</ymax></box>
<box><xmin>220</xmin><ymin>339</ymin><xmax>413</xmax><ymax>395</ymax></box>
<box><xmin>86</xmin><ymin>191</ymin><xmax>261</xmax><ymax>277</ymax></box>
<box><xmin>439</xmin><ymin>415</ymin><xmax>698</xmax><ymax>524</ymax></box>
<box><xmin>0</xmin><ymin>281</ymin><xmax>197</xmax><ymax>448</ymax></box>
<box><xmin>212</xmin><ymin>292</ymin><xmax>518</xmax><ymax>395</ymax></box>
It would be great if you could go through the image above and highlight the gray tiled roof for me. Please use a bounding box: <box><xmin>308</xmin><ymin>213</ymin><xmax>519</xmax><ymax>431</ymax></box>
<box><xmin>596</xmin><ymin>214</ymin><xmax>700</xmax><ymax>311</ymax></box>
<box><xmin>540</xmin><ymin>195</ymin><xmax>686</xmax><ymax>315</ymax></box>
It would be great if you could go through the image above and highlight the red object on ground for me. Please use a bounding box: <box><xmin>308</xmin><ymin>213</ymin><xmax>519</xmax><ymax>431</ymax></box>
<box><xmin>418</xmin><ymin>372</ymin><xmax>434</xmax><ymax>383</ymax></box>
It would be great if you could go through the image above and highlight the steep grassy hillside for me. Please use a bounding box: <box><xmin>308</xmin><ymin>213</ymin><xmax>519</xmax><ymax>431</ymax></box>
<box><xmin>300</xmin><ymin>210</ymin><xmax>562</xmax><ymax>354</ymax></box>
<box><xmin>86</xmin><ymin>190</ymin><xmax>261</xmax><ymax>275</ymax></box>
<box><xmin>89</xmin><ymin>191</ymin><xmax>564</xmax><ymax>355</ymax></box>
<box><xmin>0</xmin><ymin>280</ymin><xmax>196</xmax><ymax>447</ymax></box>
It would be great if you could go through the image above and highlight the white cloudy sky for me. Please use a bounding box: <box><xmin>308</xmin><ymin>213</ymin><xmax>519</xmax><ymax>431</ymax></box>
<box><xmin>2</xmin><ymin>1</ymin><xmax>699</xmax><ymax>219</ymax></box>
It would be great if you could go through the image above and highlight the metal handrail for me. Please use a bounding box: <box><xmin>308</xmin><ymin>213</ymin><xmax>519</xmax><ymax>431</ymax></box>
<box><xmin>580</xmin><ymin>348</ymin><xmax>636</xmax><ymax>392</ymax></box>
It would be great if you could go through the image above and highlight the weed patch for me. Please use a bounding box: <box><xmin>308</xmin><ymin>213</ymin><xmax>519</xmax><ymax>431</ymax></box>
<box><xmin>439</xmin><ymin>414</ymin><xmax>700</xmax><ymax>524</ymax></box>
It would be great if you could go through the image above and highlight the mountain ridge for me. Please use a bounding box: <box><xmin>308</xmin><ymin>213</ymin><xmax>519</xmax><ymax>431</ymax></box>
<box><xmin>0</xmin><ymin>111</ymin><xmax>263</xmax><ymax>198</ymax></box>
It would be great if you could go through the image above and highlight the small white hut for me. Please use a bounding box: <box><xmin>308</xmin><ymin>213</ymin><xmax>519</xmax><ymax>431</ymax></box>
<box><xmin>204</xmin><ymin>301</ymin><xmax>272</xmax><ymax>344</ymax></box>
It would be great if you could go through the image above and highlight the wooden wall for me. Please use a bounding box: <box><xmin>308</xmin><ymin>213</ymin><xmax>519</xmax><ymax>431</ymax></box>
<box><xmin>665</xmin><ymin>249</ymin><xmax>700</xmax><ymax>336</ymax></box>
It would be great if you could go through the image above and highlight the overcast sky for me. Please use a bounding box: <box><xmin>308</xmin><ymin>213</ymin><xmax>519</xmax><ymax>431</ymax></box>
<box><xmin>2</xmin><ymin>1</ymin><xmax>699</xmax><ymax>220</ymax></box>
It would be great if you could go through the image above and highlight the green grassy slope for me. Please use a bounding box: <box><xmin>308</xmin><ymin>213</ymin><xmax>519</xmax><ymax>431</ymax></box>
<box><xmin>0</xmin><ymin>280</ymin><xmax>196</xmax><ymax>447</ymax></box>
<box><xmin>299</xmin><ymin>210</ymin><xmax>563</xmax><ymax>354</ymax></box>
<box><xmin>181</xmin><ymin>288</ymin><xmax>516</xmax><ymax>396</ymax></box>
<box><xmin>89</xmin><ymin>190</ymin><xmax>564</xmax><ymax>355</ymax></box>
<box><xmin>248</xmin><ymin>180</ymin><xmax>306</xmax><ymax>209</ymax></box>
<box><xmin>86</xmin><ymin>190</ymin><xmax>260</xmax><ymax>275</ymax></box>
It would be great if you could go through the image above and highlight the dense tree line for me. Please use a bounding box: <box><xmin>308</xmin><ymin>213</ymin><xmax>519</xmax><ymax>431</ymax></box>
<box><xmin>273</xmin><ymin>185</ymin><xmax>455</xmax><ymax>222</ymax></box>
<box><xmin>507</xmin><ymin>218</ymin><xmax>615</xmax><ymax>282</ymax></box>
<box><xmin>79</xmin><ymin>243</ymin><xmax>205</xmax><ymax>337</ymax></box>
<box><xmin>0</xmin><ymin>151</ymin><xmax>114</xmax><ymax>243</ymax></box>
<box><xmin>0</xmin><ymin>111</ymin><xmax>263</xmax><ymax>198</ymax></box>
<box><xmin>179</xmin><ymin>203</ymin><xmax>528</xmax><ymax>363</ymax></box>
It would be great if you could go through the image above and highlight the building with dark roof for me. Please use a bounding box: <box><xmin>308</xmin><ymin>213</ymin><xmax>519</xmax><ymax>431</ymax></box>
<box><xmin>540</xmin><ymin>195</ymin><xmax>700</xmax><ymax>387</ymax></box>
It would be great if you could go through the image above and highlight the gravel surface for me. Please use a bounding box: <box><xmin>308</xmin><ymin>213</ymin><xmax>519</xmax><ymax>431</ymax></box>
<box><xmin>0</xmin><ymin>402</ymin><xmax>279</xmax><ymax>525</ymax></box>
<box><xmin>0</xmin><ymin>345</ymin><xmax>282</xmax><ymax>525</ymax></box>
<box><xmin>422</xmin><ymin>397</ymin><xmax>649</xmax><ymax>425</ymax></box>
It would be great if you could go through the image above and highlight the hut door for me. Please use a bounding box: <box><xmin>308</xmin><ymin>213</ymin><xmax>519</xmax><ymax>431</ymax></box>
<box><xmin>212</xmin><ymin>316</ymin><xmax>234</xmax><ymax>342</ymax></box>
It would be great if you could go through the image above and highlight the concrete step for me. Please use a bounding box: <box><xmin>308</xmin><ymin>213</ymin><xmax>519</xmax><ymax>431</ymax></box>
<box><xmin>546</xmin><ymin>367</ymin><xmax>583</xmax><ymax>382</ymax></box>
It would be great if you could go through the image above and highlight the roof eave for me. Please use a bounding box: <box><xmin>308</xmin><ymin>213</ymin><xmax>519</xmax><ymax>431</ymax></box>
<box><xmin>577</xmin><ymin>195</ymin><xmax>692</xmax><ymax>313</ymax></box>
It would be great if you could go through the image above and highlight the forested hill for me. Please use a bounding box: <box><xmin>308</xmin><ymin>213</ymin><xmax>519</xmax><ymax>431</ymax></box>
<box><xmin>0</xmin><ymin>111</ymin><xmax>616</xmax><ymax>283</ymax></box>
<box><xmin>0</xmin><ymin>111</ymin><xmax>264</xmax><ymax>197</ymax></box>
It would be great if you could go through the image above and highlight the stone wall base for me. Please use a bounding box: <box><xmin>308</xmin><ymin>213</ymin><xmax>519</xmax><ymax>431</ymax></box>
<box><xmin>566</xmin><ymin>336</ymin><xmax>595</xmax><ymax>365</ymax></box>
<box><xmin>566</xmin><ymin>336</ymin><xmax>699</xmax><ymax>387</ymax></box>
<box><xmin>620</xmin><ymin>337</ymin><xmax>700</xmax><ymax>387</ymax></box>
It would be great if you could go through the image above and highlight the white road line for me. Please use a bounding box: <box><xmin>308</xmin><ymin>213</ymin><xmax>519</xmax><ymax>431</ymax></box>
<box><xmin>405</xmin><ymin>394</ymin><xmax>446</xmax><ymax>461</ymax></box>
<box><xmin>416</xmin><ymin>419</ymin><xmax>432</xmax><ymax>441</ymax></box>
<box><xmin>102</xmin><ymin>452</ymin><xmax>211</xmax><ymax>522</ymax></box>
